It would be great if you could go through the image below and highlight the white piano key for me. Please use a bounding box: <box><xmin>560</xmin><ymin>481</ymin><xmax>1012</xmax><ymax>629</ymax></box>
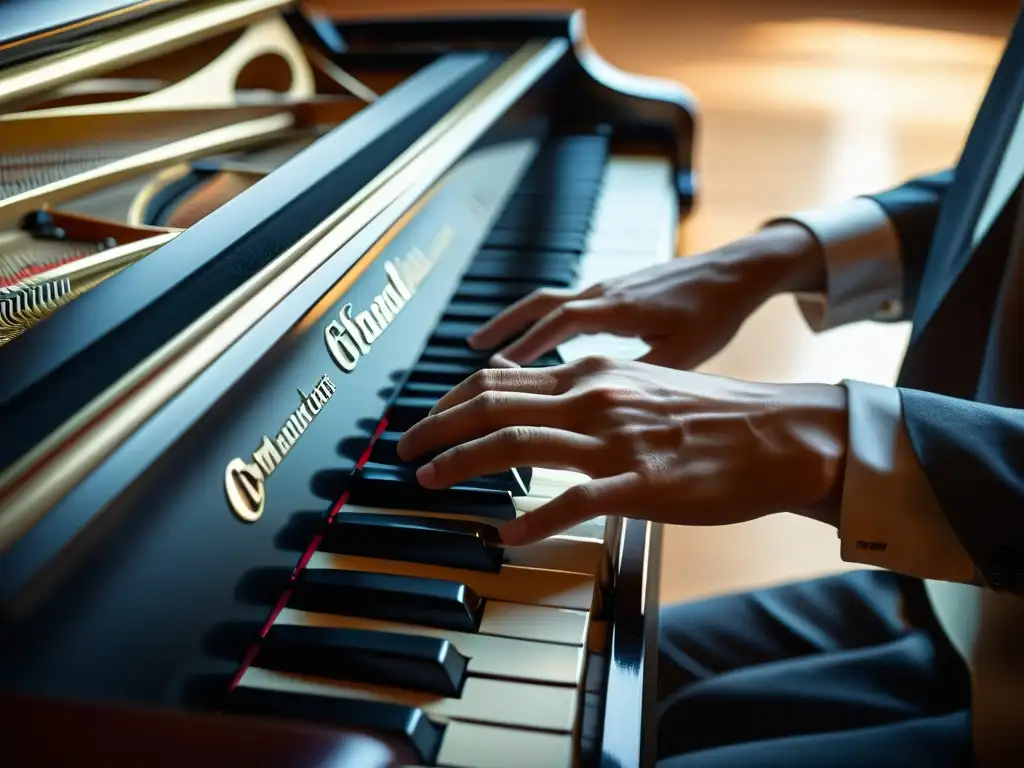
<box><xmin>274</xmin><ymin>607</ymin><xmax>585</xmax><ymax>687</ymax></box>
<box><xmin>436</xmin><ymin>721</ymin><xmax>573</xmax><ymax>768</ymax></box>
<box><xmin>237</xmin><ymin>667</ymin><xmax>579</xmax><ymax>733</ymax></box>
<box><xmin>559</xmin><ymin>154</ymin><xmax>676</xmax><ymax>367</ymax></box>
<box><xmin>306</xmin><ymin>551</ymin><xmax>597</xmax><ymax>612</ymax></box>
<box><xmin>528</xmin><ymin>468</ymin><xmax>589</xmax><ymax>498</ymax></box>
<box><xmin>501</xmin><ymin>535</ymin><xmax>608</xmax><ymax>580</ymax></box>
<box><xmin>479</xmin><ymin>601</ymin><xmax>588</xmax><ymax>646</ymax></box>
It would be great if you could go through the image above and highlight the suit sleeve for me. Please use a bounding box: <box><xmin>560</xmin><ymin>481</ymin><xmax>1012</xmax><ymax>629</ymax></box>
<box><xmin>765</xmin><ymin>169</ymin><xmax>955</xmax><ymax>330</ymax></box>
<box><xmin>900</xmin><ymin>388</ymin><xmax>1024</xmax><ymax>594</ymax></box>
<box><xmin>868</xmin><ymin>169</ymin><xmax>956</xmax><ymax>316</ymax></box>
<box><xmin>838</xmin><ymin>380</ymin><xmax>978</xmax><ymax>583</ymax></box>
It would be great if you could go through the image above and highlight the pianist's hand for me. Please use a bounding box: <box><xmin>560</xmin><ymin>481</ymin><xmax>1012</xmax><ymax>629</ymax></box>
<box><xmin>468</xmin><ymin>223</ymin><xmax>824</xmax><ymax>370</ymax></box>
<box><xmin>396</xmin><ymin>356</ymin><xmax>847</xmax><ymax>546</ymax></box>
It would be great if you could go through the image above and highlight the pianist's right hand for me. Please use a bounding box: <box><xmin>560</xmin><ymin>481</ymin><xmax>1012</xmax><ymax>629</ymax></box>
<box><xmin>468</xmin><ymin>222</ymin><xmax>825</xmax><ymax>370</ymax></box>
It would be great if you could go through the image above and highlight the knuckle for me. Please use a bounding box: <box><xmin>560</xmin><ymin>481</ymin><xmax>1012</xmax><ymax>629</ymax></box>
<box><xmin>474</xmin><ymin>390</ymin><xmax>506</xmax><ymax>412</ymax></box>
<box><xmin>582</xmin><ymin>354</ymin><xmax>616</xmax><ymax>373</ymax></box>
<box><xmin>633</xmin><ymin>455</ymin><xmax>663</xmax><ymax>481</ymax></box>
<box><xmin>587</xmin><ymin>384</ymin><xmax>632</xmax><ymax>409</ymax></box>
<box><xmin>466</xmin><ymin>368</ymin><xmax>493</xmax><ymax>392</ymax></box>
<box><xmin>494</xmin><ymin>425</ymin><xmax>536</xmax><ymax>447</ymax></box>
<box><xmin>562</xmin><ymin>482</ymin><xmax>595</xmax><ymax>506</ymax></box>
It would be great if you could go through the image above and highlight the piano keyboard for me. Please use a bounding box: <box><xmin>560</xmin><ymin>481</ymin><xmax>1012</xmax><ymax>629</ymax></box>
<box><xmin>220</xmin><ymin>136</ymin><xmax>677</xmax><ymax>767</ymax></box>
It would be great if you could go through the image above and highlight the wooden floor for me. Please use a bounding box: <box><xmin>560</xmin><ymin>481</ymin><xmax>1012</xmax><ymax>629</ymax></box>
<box><xmin>310</xmin><ymin>0</ymin><xmax>1018</xmax><ymax>603</ymax></box>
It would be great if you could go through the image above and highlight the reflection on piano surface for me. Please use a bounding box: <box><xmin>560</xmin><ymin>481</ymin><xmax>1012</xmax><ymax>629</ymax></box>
<box><xmin>0</xmin><ymin>2</ymin><xmax>698</xmax><ymax>766</ymax></box>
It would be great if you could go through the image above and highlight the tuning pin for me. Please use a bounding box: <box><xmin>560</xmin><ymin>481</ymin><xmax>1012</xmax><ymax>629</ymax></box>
<box><xmin>20</xmin><ymin>210</ymin><xmax>54</xmax><ymax>233</ymax></box>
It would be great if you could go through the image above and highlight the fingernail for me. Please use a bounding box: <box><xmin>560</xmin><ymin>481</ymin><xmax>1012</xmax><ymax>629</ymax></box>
<box><xmin>416</xmin><ymin>463</ymin><xmax>437</xmax><ymax>487</ymax></box>
<box><xmin>490</xmin><ymin>353</ymin><xmax>519</xmax><ymax>369</ymax></box>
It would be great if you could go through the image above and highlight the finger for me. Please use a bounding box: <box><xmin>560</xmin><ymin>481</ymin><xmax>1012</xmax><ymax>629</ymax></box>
<box><xmin>499</xmin><ymin>472</ymin><xmax>644</xmax><ymax>546</ymax></box>
<box><xmin>488</xmin><ymin>353</ymin><xmax>520</xmax><ymax>369</ymax></box>
<box><xmin>397</xmin><ymin>391</ymin><xmax>568</xmax><ymax>461</ymax></box>
<box><xmin>429</xmin><ymin>366</ymin><xmax>564</xmax><ymax>416</ymax></box>
<box><xmin>498</xmin><ymin>298</ymin><xmax>616</xmax><ymax>365</ymax></box>
<box><xmin>467</xmin><ymin>287</ymin><xmax>580</xmax><ymax>350</ymax></box>
<box><xmin>414</xmin><ymin>427</ymin><xmax>603</xmax><ymax>489</ymax></box>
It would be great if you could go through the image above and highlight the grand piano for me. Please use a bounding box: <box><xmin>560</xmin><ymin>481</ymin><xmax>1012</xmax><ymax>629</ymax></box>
<box><xmin>0</xmin><ymin>1</ymin><xmax>698</xmax><ymax>765</ymax></box>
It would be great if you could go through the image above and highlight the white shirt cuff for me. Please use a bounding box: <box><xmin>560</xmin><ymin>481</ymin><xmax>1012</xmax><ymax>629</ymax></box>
<box><xmin>838</xmin><ymin>380</ymin><xmax>977</xmax><ymax>583</ymax></box>
<box><xmin>767</xmin><ymin>198</ymin><xmax>904</xmax><ymax>331</ymax></box>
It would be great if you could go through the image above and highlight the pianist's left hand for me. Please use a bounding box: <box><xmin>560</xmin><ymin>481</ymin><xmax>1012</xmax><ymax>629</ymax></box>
<box><xmin>396</xmin><ymin>355</ymin><xmax>848</xmax><ymax>546</ymax></box>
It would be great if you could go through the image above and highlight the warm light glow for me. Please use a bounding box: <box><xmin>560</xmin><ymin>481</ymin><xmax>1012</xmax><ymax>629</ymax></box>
<box><xmin>741</xmin><ymin>19</ymin><xmax>1005</xmax><ymax>67</ymax></box>
<box><xmin>674</xmin><ymin>19</ymin><xmax>1003</xmax><ymax>122</ymax></box>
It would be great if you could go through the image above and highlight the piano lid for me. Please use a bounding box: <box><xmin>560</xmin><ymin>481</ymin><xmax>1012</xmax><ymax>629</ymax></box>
<box><xmin>0</xmin><ymin>0</ymin><xmax>198</xmax><ymax>69</ymax></box>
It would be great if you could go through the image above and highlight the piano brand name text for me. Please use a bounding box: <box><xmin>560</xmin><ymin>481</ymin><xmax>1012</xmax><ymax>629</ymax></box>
<box><xmin>224</xmin><ymin>374</ymin><xmax>337</xmax><ymax>523</ymax></box>
<box><xmin>324</xmin><ymin>225</ymin><xmax>454</xmax><ymax>372</ymax></box>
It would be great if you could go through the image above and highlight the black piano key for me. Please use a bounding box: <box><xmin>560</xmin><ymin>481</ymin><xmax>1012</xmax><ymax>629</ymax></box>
<box><xmin>500</xmin><ymin>196</ymin><xmax>601</xmax><ymax>219</ymax></box>
<box><xmin>350</xmin><ymin>471</ymin><xmax>518</xmax><ymax>521</ymax></box>
<box><xmin>418</xmin><ymin>345</ymin><xmax>564</xmax><ymax>368</ymax></box>
<box><xmin>516</xmin><ymin>175</ymin><xmax>603</xmax><ymax>190</ymax></box>
<box><xmin>464</xmin><ymin>258</ymin><xmax>579</xmax><ymax>283</ymax></box>
<box><xmin>225</xmin><ymin>687</ymin><xmax>445</xmax><ymax>765</ymax></box>
<box><xmin>429</xmin><ymin>321</ymin><xmax>480</xmax><ymax>346</ymax></box>
<box><xmin>291</xmin><ymin>568</ymin><xmax>483</xmax><ymax>633</ymax></box>
<box><xmin>483</xmin><ymin>229</ymin><xmax>588</xmax><ymax>254</ymax></box>
<box><xmin>455</xmin><ymin>280</ymin><xmax>543</xmax><ymax>303</ymax></box>
<box><xmin>441</xmin><ymin>301</ymin><xmax>512</xmax><ymax>323</ymax></box>
<box><xmin>418</xmin><ymin>346</ymin><xmax>491</xmax><ymax>364</ymax></box>
<box><xmin>360</xmin><ymin>456</ymin><xmax>528</xmax><ymax>499</ymax></box>
<box><xmin>388</xmin><ymin>396</ymin><xmax>439</xmax><ymax>429</ymax></box>
<box><xmin>358</xmin><ymin>461</ymin><xmax>527</xmax><ymax>498</ymax></box>
<box><xmin>321</xmin><ymin>513</ymin><xmax>504</xmax><ymax>572</ymax></box>
<box><xmin>370</xmin><ymin>431</ymin><xmax>431</xmax><ymax>465</ymax></box>
<box><xmin>407</xmin><ymin>363</ymin><xmax>473</xmax><ymax>386</ymax></box>
<box><xmin>400</xmin><ymin>380</ymin><xmax>453</xmax><ymax>398</ymax></box>
<box><xmin>494</xmin><ymin>209</ymin><xmax>595</xmax><ymax>233</ymax></box>
<box><xmin>471</xmin><ymin>247</ymin><xmax>581</xmax><ymax>265</ymax></box>
<box><xmin>257</xmin><ymin>624</ymin><xmax>468</xmax><ymax>697</ymax></box>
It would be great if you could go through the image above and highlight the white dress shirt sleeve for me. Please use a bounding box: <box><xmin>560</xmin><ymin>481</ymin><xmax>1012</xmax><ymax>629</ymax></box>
<box><xmin>765</xmin><ymin>197</ymin><xmax>905</xmax><ymax>331</ymax></box>
<box><xmin>839</xmin><ymin>379</ymin><xmax>978</xmax><ymax>583</ymax></box>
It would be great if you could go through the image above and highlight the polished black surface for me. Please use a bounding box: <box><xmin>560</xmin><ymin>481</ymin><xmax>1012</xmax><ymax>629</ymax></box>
<box><xmin>0</xmin><ymin>0</ymin><xmax>191</xmax><ymax>68</ymax></box>
<box><xmin>0</xmin><ymin>52</ymin><xmax>504</xmax><ymax>475</ymax></box>
<box><xmin>257</xmin><ymin>624</ymin><xmax>468</xmax><ymax>697</ymax></box>
<box><xmin>321</xmin><ymin>513</ymin><xmax>505</xmax><ymax>573</ymax></box>
<box><xmin>288</xmin><ymin>570</ymin><xmax>484</xmax><ymax>634</ymax></box>
<box><xmin>225</xmin><ymin>687</ymin><xmax>446</xmax><ymax>765</ymax></box>
<box><xmin>0</xmin><ymin>134</ymin><xmax>539</xmax><ymax>694</ymax></box>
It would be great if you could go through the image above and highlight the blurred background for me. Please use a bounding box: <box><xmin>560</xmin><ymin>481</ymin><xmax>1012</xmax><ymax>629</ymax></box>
<box><xmin>308</xmin><ymin>0</ymin><xmax>1021</xmax><ymax>604</ymax></box>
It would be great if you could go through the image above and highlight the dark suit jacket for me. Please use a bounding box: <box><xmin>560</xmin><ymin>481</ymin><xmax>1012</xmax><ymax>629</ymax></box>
<box><xmin>864</xmin><ymin>10</ymin><xmax>1024</xmax><ymax>595</ymax></box>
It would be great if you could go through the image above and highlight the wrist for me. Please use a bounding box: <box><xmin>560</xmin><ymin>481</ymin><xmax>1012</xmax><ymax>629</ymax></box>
<box><xmin>729</xmin><ymin>222</ymin><xmax>827</xmax><ymax>298</ymax></box>
<box><xmin>784</xmin><ymin>383</ymin><xmax>848</xmax><ymax>528</ymax></box>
